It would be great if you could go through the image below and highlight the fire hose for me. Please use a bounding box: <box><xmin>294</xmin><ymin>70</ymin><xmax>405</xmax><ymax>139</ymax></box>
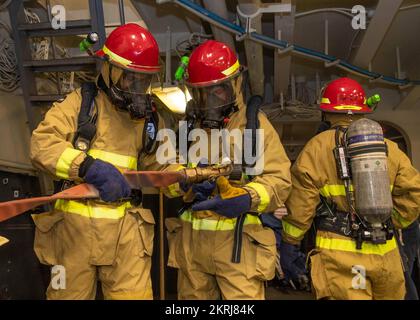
<box><xmin>0</xmin><ymin>164</ymin><xmax>238</xmax><ymax>223</ymax></box>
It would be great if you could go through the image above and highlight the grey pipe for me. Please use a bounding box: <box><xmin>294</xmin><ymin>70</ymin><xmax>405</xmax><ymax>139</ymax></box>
<box><xmin>118</xmin><ymin>0</ymin><xmax>126</xmax><ymax>25</ymax></box>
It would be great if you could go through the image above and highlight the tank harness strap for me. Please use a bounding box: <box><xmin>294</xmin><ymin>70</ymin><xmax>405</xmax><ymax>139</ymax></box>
<box><xmin>232</xmin><ymin>213</ymin><xmax>246</xmax><ymax>263</ymax></box>
<box><xmin>232</xmin><ymin>95</ymin><xmax>263</xmax><ymax>264</ymax></box>
<box><xmin>139</xmin><ymin>103</ymin><xmax>159</xmax><ymax>156</ymax></box>
<box><xmin>73</xmin><ymin>82</ymin><xmax>98</xmax><ymax>152</ymax></box>
<box><xmin>243</xmin><ymin>95</ymin><xmax>262</xmax><ymax>170</ymax></box>
<box><xmin>58</xmin><ymin>82</ymin><xmax>98</xmax><ymax>192</ymax></box>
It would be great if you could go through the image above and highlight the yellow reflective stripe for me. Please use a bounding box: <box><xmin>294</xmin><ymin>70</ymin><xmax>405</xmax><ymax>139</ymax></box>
<box><xmin>392</xmin><ymin>209</ymin><xmax>412</xmax><ymax>228</ymax></box>
<box><xmin>55</xmin><ymin>199</ymin><xmax>131</xmax><ymax>219</ymax></box>
<box><xmin>167</xmin><ymin>183</ymin><xmax>181</xmax><ymax>197</ymax></box>
<box><xmin>102</xmin><ymin>45</ymin><xmax>132</xmax><ymax>67</ymax></box>
<box><xmin>282</xmin><ymin>220</ymin><xmax>306</xmax><ymax>239</ymax></box>
<box><xmin>316</xmin><ymin>236</ymin><xmax>397</xmax><ymax>256</ymax></box>
<box><xmin>246</xmin><ymin>182</ymin><xmax>270</xmax><ymax>213</ymax></box>
<box><xmin>88</xmin><ymin>149</ymin><xmax>137</xmax><ymax>170</ymax></box>
<box><xmin>221</xmin><ymin>60</ymin><xmax>239</xmax><ymax>76</ymax></box>
<box><xmin>333</xmin><ymin>105</ymin><xmax>363</xmax><ymax>111</ymax></box>
<box><xmin>319</xmin><ymin>184</ymin><xmax>350</xmax><ymax>197</ymax></box>
<box><xmin>56</xmin><ymin>148</ymin><xmax>84</xmax><ymax>179</ymax></box>
<box><xmin>180</xmin><ymin>210</ymin><xmax>261</xmax><ymax>231</ymax></box>
<box><xmin>321</xmin><ymin>97</ymin><xmax>330</xmax><ymax>104</ymax></box>
<box><xmin>166</xmin><ymin>165</ymin><xmax>186</xmax><ymax>197</ymax></box>
<box><xmin>319</xmin><ymin>184</ymin><xmax>393</xmax><ymax>198</ymax></box>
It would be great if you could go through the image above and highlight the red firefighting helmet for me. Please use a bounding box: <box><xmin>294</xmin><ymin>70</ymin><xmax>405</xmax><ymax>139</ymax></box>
<box><xmin>320</xmin><ymin>77</ymin><xmax>372</xmax><ymax>114</ymax></box>
<box><xmin>186</xmin><ymin>40</ymin><xmax>240</xmax><ymax>87</ymax></box>
<box><xmin>96</xmin><ymin>23</ymin><xmax>160</xmax><ymax>73</ymax></box>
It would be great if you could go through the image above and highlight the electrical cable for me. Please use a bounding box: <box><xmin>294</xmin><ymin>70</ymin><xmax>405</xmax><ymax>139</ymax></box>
<box><xmin>296</xmin><ymin>8</ymin><xmax>355</xmax><ymax>19</ymax></box>
<box><xmin>296</xmin><ymin>5</ymin><xmax>420</xmax><ymax>17</ymax></box>
<box><xmin>0</xmin><ymin>0</ymin><xmax>11</xmax><ymax>11</ymax></box>
<box><xmin>23</xmin><ymin>7</ymin><xmax>95</xmax><ymax>93</ymax></box>
<box><xmin>175</xmin><ymin>32</ymin><xmax>212</xmax><ymax>57</ymax></box>
<box><xmin>0</xmin><ymin>20</ymin><xmax>19</xmax><ymax>92</ymax></box>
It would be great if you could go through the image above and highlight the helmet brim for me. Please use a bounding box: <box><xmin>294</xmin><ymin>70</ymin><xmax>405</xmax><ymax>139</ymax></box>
<box><xmin>185</xmin><ymin>68</ymin><xmax>243</xmax><ymax>88</ymax></box>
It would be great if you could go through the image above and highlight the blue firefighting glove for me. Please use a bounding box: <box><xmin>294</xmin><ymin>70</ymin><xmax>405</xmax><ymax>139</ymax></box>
<box><xmin>79</xmin><ymin>156</ymin><xmax>131</xmax><ymax>202</ymax></box>
<box><xmin>191</xmin><ymin>180</ymin><xmax>216</xmax><ymax>201</ymax></box>
<box><xmin>192</xmin><ymin>176</ymin><xmax>251</xmax><ymax>218</ymax></box>
<box><xmin>279</xmin><ymin>240</ymin><xmax>308</xmax><ymax>284</ymax></box>
<box><xmin>260</xmin><ymin>213</ymin><xmax>283</xmax><ymax>249</ymax></box>
<box><xmin>181</xmin><ymin>161</ymin><xmax>216</xmax><ymax>202</ymax></box>
<box><xmin>179</xmin><ymin>160</ymin><xmax>212</xmax><ymax>194</ymax></box>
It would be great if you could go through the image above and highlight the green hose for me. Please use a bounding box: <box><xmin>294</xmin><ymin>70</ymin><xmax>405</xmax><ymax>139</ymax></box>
<box><xmin>175</xmin><ymin>56</ymin><xmax>189</xmax><ymax>81</ymax></box>
<box><xmin>367</xmin><ymin>94</ymin><xmax>381</xmax><ymax>110</ymax></box>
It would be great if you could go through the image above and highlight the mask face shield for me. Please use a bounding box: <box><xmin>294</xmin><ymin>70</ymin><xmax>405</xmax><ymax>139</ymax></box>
<box><xmin>185</xmin><ymin>78</ymin><xmax>237</xmax><ymax>128</ymax></box>
<box><xmin>188</xmin><ymin>80</ymin><xmax>235</xmax><ymax>112</ymax></box>
<box><xmin>109</xmin><ymin>65</ymin><xmax>160</xmax><ymax>120</ymax></box>
<box><xmin>114</xmin><ymin>69</ymin><xmax>154</xmax><ymax>95</ymax></box>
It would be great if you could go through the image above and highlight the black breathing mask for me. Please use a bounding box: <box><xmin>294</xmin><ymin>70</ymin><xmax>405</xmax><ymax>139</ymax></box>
<box><xmin>186</xmin><ymin>80</ymin><xmax>237</xmax><ymax>129</ymax></box>
<box><xmin>109</xmin><ymin>84</ymin><xmax>152</xmax><ymax>120</ymax></box>
<box><xmin>107</xmin><ymin>65</ymin><xmax>156</xmax><ymax>120</ymax></box>
<box><xmin>186</xmin><ymin>100</ymin><xmax>236</xmax><ymax>129</ymax></box>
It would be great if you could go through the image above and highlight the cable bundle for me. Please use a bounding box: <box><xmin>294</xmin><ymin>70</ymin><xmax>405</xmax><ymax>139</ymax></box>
<box><xmin>0</xmin><ymin>19</ymin><xmax>19</xmax><ymax>92</ymax></box>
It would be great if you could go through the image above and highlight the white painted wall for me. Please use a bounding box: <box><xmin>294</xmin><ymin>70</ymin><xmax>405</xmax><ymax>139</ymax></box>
<box><xmin>366</xmin><ymin>86</ymin><xmax>420</xmax><ymax>169</ymax></box>
<box><xmin>0</xmin><ymin>93</ymin><xmax>35</xmax><ymax>174</ymax></box>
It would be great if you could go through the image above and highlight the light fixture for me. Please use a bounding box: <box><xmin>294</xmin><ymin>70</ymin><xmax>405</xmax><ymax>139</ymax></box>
<box><xmin>152</xmin><ymin>86</ymin><xmax>191</xmax><ymax>114</ymax></box>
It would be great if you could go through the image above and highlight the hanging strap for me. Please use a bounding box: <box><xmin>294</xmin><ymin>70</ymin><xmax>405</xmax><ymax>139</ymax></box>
<box><xmin>231</xmin><ymin>213</ymin><xmax>246</xmax><ymax>263</ymax></box>
<box><xmin>73</xmin><ymin>82</ymin><xmax>98</xmax><ymax>152</ymax></box>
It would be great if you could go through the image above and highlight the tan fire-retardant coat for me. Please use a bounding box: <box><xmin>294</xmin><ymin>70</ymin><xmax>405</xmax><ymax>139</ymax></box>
<box><xmin>164</xmin><ymin>75</ymin><xmax>292</xmax><ymax>300</ymax></box>
<box><xmin>30</xmin><ymin>86</ymin><xmax>164</xmax><ymax>300</ymax></box>
<box><xmin>283</xmin><ymin>114</ymin><xmax>420</xmax><ymax>300</ymax></box>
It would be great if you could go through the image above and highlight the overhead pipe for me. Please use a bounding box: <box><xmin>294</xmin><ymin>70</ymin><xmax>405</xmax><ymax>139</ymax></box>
<box><xmin>162</xmin><ymin>0</ymin><xmax>420</xmax><ymax>87</ymax></box>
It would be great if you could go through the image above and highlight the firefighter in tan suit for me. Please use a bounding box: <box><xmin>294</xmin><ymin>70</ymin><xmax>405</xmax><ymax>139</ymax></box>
<box><xmin>30</xmin><ymin>24</ymin><xmax>163</xmax><ymax>300</ymax></box>
<box><xmin>164</xmin><ymin>40</ymin><xmax>291</xmax><ymax>300</ymax></box>
<box><xmin>280</xmin><ymin>77</ymin><xmax>420</xmax><ymax>300</ymax></box>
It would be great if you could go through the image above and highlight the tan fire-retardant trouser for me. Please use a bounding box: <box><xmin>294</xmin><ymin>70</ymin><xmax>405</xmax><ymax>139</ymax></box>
<box><xmin>32</xmin><ymin>207</ymin><xmax>155</xmax><ymax>300</ymax></box>
<box><xmin>309</xmin><ymin>230</ymin><xmax>406</xmax><ymax>300</ymax></box>
<box><xmin>166</xmin><ymin>212</ymin><xmax>277</xmax><ymax>300</ymax></box>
